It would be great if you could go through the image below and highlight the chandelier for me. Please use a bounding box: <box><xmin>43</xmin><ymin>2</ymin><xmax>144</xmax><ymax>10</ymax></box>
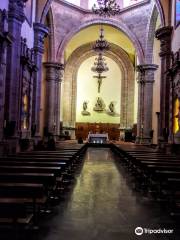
<box><xmin>93</xmin><ymin>26</ymin><xmax>110</xmax><ymax>52</ymax></box>
<box><xmin>92</xmin><ymin>0</ymin><xmax>121</xmax><ymax>17</ymax></box>
<box><xmin>91</xmin><ymin>53</ymin><xmax>109</xmax><ymax>74</ymax></box>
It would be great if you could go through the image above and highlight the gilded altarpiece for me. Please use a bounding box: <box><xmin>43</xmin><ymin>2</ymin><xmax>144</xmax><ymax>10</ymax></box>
<box><xmin>169</xmin><ymin>49</ymin><xmax>180</xmax><ymax>144</ymax></box>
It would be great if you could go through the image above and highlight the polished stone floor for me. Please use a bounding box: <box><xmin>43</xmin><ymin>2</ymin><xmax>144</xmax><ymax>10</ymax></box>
<box><xmin>35</xmin><ymin>148</ymin><xmax>179</xmax><ymax>240</ymax></box>
<box><xmin>1</xmin><ymin>148</ymin><xmax>180</xmax><ymax>240</ymax></box>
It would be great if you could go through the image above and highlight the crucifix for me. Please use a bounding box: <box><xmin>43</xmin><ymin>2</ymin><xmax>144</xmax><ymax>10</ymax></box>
<box><xmin>93</xmin><ymin>74</ymin><xmax>106</xmax><ymax>93</ymax></box>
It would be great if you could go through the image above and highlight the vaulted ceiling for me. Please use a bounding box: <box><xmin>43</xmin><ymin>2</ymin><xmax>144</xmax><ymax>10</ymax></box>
<box><xmin>65</xmin><ymin>24</ymin><xmax>136</xmax><ymax>63</ymax></box>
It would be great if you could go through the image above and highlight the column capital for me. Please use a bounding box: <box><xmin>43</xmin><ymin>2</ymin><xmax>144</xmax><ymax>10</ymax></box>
<box><xmin>33</xmin><ymin>23</ymin><xmax>49</xmax><ymax>54</ymax></box>
<box><xmin>136</xmin><ymin>64</ymin><xmax>158</xmax><ymax>72</ymax></box>
<box><xmin>155</xmin><ymin>26</ymin><xmax>173</xmax><ymax>40</ymax></box>
<box><xmin>9</xmin><ymin>0</ymin><xmax>28</xmax><ymax>23</ymax></box>
<box><xmin>0</xmin><ymin>10</ymin><xmax>12</xmax><ymax>44</ymax></box>
<box><xmin>43</xmin><ymin>62</ymin><xmax>64</xmax><ymax>70</ymax></box>
<box><xmin>44</xmin><ymin>62</ymin><xmax>64</xmax><ymax>82</ymax></box>
<box><xmin>136</xmin><ymin>64</ymin><xmax>158</xmax><ymax>84</ymax></box>
<box><xmin>155</xmin><ymin>26</ymin><xmax>173</xmax><ymax>57</ymax></box>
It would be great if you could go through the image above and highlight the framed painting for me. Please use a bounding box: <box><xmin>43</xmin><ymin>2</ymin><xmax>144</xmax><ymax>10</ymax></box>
<box><xmin>175</xmin><ymin>0</ymin><xmax>180</xmax><ymax>28</ymax></box>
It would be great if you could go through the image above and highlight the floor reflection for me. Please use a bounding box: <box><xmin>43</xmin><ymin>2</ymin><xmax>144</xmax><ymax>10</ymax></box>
<box><xmin>38</xmin><ymin>147</ymin><xmax>179</xmax><ymax>240</ymax></box>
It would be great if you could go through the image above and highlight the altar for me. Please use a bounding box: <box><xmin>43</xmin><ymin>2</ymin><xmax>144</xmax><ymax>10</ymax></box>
<box><xmin>88</xmin><ymin>133</ymin><xmax>109</xmax><ymax>143</ymax></box>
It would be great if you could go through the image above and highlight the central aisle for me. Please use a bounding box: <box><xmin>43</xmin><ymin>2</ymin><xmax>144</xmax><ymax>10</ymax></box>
<box><xmin>40</xmin><ymin>148</ymin><xmax>173</xmax><ymax>240</ymax></box>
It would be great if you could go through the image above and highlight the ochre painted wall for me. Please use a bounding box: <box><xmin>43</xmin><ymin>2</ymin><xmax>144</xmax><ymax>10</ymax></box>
<box><xmin>76</xmin><ymin>56</ymin><xmax>122</xmax><ymax>124</ymax></box>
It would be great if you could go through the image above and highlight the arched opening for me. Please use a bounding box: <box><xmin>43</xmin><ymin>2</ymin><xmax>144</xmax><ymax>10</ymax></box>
<box><xmin>61</xmin><ymin>24</ymin><xmax>137</xmax><ymax>141</ymax></box>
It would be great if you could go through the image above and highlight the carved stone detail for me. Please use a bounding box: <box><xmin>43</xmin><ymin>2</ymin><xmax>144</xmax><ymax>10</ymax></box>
<box><xmin>32</xmin><ymin>23</ymin><xmax>49</xmax><ymax>137</ymax></box>
<box><xmin>155</xmin><ymin>26</ymin><xmax>173</xmax><ymax>143</ymax></box>
<box><xmin>136</xmin><ymin>64</ymin><xmax>158</xmax><ymax>144</ymax></box>
<box><xmin>9</xmin><ymin>0</ymin><xmax>28</xmax><ymax>23</ymax></box>
<box><xmin>44</xmin><ymin>62</ymin><xmax>64</xmax><ymax>136</ymax></box>
<box><xmin>155</xmin><ymin>26</ymin><xmax>173</xmax><ymax>57</ymax></box>
<box><xmin>0</xmin><ymin>9</ymin><xmax>10</xmax><ymax>140</ymax></box>
<box><xmin>168</xmin><ymin>49</ymin><xmax>180</xmax><ymax>144</ymax></box>
<box><xmin>4</xmin><ymin>1</ymin><xmax>27</xmax><ymax>138</ymax></box>
<box><xmin>33</xmin><ymin>23</ymin><xmax>49</xmax><ymax>54</ymax></box>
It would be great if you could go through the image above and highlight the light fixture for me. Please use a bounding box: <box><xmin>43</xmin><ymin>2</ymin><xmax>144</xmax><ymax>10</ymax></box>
<box><xmin>92</xmin><ymin>0</ymin><xmax>121</xmax><ymax>17</ymax></box>
<box><xmin>93</xmin><ymin>26</ymin><xmax>110</xmax><ymax>52</ymax></box>
<box><xmin>91</xmin><ymin>53</ymin><xmax>109</xmax><ymax>74</ymax></box>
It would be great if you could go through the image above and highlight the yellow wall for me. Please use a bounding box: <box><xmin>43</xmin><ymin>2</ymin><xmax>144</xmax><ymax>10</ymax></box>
<box><xmin>76</xmin><ymin>56</ymin><xmax>121</xmax><ymax>123</ymax></box>
<box><xmin>65</xmin><ymin>25</ymin><xmax>135</xmax><ymax>63</ymax></box>
<box><xmin>152</xmin><ymin>16</ymin><xmax>161</xmax><ymax>144</ymax></box>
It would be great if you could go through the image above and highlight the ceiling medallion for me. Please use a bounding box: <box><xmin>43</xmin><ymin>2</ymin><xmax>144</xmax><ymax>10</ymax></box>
<box><xmin>92</xmin><ymin>0</ymin><xmax>121</xmax><ymax>17</ymax></box>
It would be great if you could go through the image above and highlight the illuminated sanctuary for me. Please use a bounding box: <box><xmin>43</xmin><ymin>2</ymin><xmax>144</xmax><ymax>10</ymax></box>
<box><xmin>0</xmin><ymin>0</ymin><xmax>180</xmax><ymax>239</ymax></box>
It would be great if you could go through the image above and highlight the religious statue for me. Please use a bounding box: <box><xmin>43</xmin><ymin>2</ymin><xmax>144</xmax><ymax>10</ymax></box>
<box><xmin>93</xmin><ymin>74</ymin><xmax>106</xmax><ymax>93</ymax></box>
<box><xmin>81</xmin><ymin>101</ymin><xmax>90</xmax><ymax>116</ymax></box>
<box><xmin>107</xmin><ymin>101</ymin><xmax>119</xmax><ymax>116</ymax></box>
<box><xmin>109</xmin><ymin>102</ymin><xmax>115</xmax><ymax>113</ymax></box>
<box><xmin>97</xmin><ymin>78</ymin><xmax>102</xmax><ymax>93</ymax></box>
<box><xmin>93</xmin><ymin>97</ymin><xmax>106</xmax><ymax>112</ymax></box>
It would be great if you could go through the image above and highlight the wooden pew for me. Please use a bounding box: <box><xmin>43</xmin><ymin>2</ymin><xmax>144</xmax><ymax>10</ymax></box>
<box><xmin>0</xmin><ymin>166</ymin><xmax>61</xmax><ymax>176</ymax></box>
<box><xmin>0</xmin><ymin>183</ymin><xmax>45</xmax><ymax>227</ymax></box>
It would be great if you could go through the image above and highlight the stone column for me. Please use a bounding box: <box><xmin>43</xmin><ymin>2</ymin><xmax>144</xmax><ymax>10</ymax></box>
<box><xmin>5</xmin><ymin>0</ymin><xmax>27</xmax><ymax>137</ymax></box>
<box><xmin>32</xmin><ymin>23</ymin><xmax>49</xmax><ymax>137</ymax></box>
<box><xmin>44</xmin><ymin>62</ymin><xmax>64</xmax><ymax>137</ymax></box>
<box><xmin>155</xmin><ymin>26</ymin><xmax>173</xmax><ymax>143</ymax></box>
<box><xmin>0</xmin><ymin>10</ymin><xmax>10</xmax><ymax>140</ymax></box>
<box><xmin>136</xmin><ymin>64</ymin><xmax>158</xmax><ymax>144</ymax></box>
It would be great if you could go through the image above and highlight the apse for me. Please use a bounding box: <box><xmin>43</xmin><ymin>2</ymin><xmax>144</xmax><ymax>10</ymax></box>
<box><xmin>76</xmin><ymin>56</ymin><xmax>121</xmax><ymax>124</ymax></box>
